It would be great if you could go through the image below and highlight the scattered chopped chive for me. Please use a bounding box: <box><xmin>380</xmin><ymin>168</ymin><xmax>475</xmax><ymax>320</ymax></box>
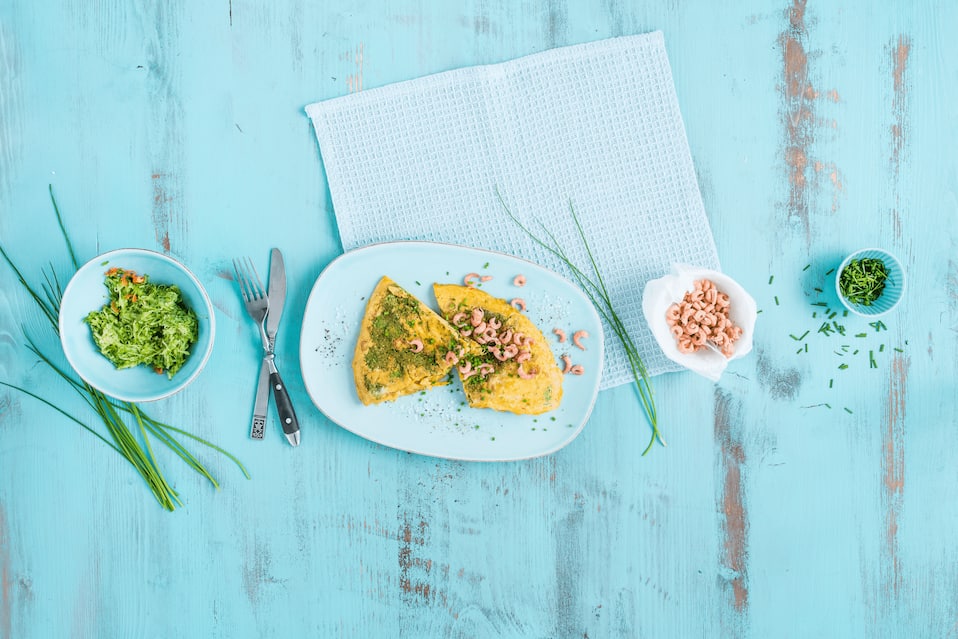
<box><xmin>828</xmin><ymin>311</ymin><xmax>838</xmax><ymax>319</ymax></box>
<box><xmin>769</xmin><ymin>275</ymin><xmax>775</xmax><ymax>284</ymax></box>
<box><xmin>813</xmin><ymin>302</ymin><xmax>828</xmax><ymax>307</ymax></box>
<box><xmin>803</xmin><ymin>264</ymin><xmax>811</xmax><ymax>271</ymax></box>
<box><xmin>829</xmin><ymin>379</ymin><xmax>833</xmax><ymax>388</ymax></box>
<box><xmin>798</xmin><ymin>330</ymin><xmax>809</xmax><ymax>340</ymax></box>
<box><xmin>804</xmin><ymin>343</ymin><xmax>808</xmax><ymax>352</ymax></box>
<box><xmin>812</xmin><ymin>312</ymin><xmax>817</xmax><ymax>318</ymax></box>
<box><xmin>855</xmin><ymin>333</ymin><xmax>867</xmax><ymax>338</ymax></box>
<box><xmin>483</xmin><ymin>262</ymin><xmax>490</xmax><ymax>269</ymax></box>
<box><xmin>879</xmin><ymin>344</ymin><xmax>885</xmax><ymax>352</ymax></box>
<box><xmin>100</xmin><ymin>260</ymin><xmax>109</xmax><ymax>265</ymax></box>
<box><xmin>853</xmin><ymin>349</ymin><xmax>859</xmax><ymax>355</ymax></box>
<box><xmin>814</xmin><ymin>287</ymin><xmax>823</xmax><ymax>293</ymax></box>
<box><xmin>839</xmin><ymin>363</ymin><xmax>849</xmax><ymax>370</ymax></box>
<box><xmin>842</xmin><ymin>310</ymin><xmax>848</xmax><ymax>317</ymax></box>
<box><xmin>774</xmin><ymin>296</ymin><xmax>780</xmax><ymax>305</ymax></box>
<box><xmin>757</xmin><ymin>309</ymin><xmax>763</xmax><ymax>314</ymax></box>
<box><xmin>825</xmin><ymin>268</ymin><xmax>835</xmax><ymax>276</ymax></box>
<box><xmin>834</xmin><ymin>351</ymin><xmax>845</xmax><ymax>357</ymax></box>
<box><xmin>894</xmin><ymin>347</ymin><xmax>904</xmax><ymax>353</ymax></box>
<box><xmin>825</xmin><ymin>403</ymin><xmax>832</xmax><ymax>408</ymax></box>
<box><xmin>790</xmin><ymin>333</ymin><xmax>801</xmax><ymax>341</ymax></box>
<box><xmin>844</xmin><ymin>407</ymin><xmax>853</xmax><ymax>414</ymax></box>
<box><xmin>550</xmin><ymin>417</ymin><xmax>556</xmax><ymax>421</ymax></box>
<box><xmin>869</xmin><ymin>351</ymin><xmax>877</xmax><ymax>368</ymax></box>
<box><xmin>841</xmin><ymin>345</ymin><xmax>850</xmax><ymax>351</ymax></box>
<box><xmin>796</xmin><ymin>347</ymin><xmax>803</xmax><ymax>354</ymax></box>
<box><xmin>415</xmin><ymin>280</ymin><xmax>421</xmax><ymax>286</ymax></box>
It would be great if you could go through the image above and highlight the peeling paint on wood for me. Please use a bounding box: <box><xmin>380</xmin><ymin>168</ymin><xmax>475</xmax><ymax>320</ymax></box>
<box><xmin>881</xmin><ymin>354</ymin><xmax>909</xmax><ymax>599</ymax></box>
<box><xmin>715</xmin><ymin>389</ymin><xmax>748</xmax><ymax>625</ymax></box>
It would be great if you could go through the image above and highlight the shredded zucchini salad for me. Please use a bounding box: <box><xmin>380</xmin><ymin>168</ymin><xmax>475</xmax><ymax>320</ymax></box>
<box><xmin>84</xmin><ymin>267</ymin><xmax>199</xmax><ymax>378</ymax></box>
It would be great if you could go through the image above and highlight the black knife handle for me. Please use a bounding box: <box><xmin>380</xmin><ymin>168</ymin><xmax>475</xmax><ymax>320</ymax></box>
<box><xmin>269</xmin><ymin>370</ymin><xmax>300</xmax><ymax>438</ymax></box>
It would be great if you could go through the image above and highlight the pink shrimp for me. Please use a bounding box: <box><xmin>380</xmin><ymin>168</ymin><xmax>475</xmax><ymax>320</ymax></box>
<box><xmin>513</xmin><ymin>274</ymin><xmax>526</xmax><ymax>287</ymax></box>
<box><xmin>572</xmin><ymin>330</ymin><xmax>589</xmax><ymax>350</ymax></box>
<box><xmin>489</xmin><ymin>346</ymin><xmax>510</xmax><ymax>362</ymax></box>
<box><xmin>408</xmin><ymin>339</ymin><xmax>423</xmax><ymax>353</ymax></box>
<box><xmin>517</xmin><ymin>366</ymin><xmax>537</xmax><ymax>380</ymax></box>
<box><xmin>516</xmin><ymin>351</ymin><xmax>532</xmax><ymax>363</ymax></box>
<box><xmin>502</xmin><ymin>344</ymin><xmax>519</xmax><ymax>359</ymax></box>
<box><xmin>478</xmin><ymin>363</ymin><xmax>495</xmax><ymax>377</ymax></box>
<box><xmin>470</xmin><ymin>307</ymin><xmax>484</xmax><ymax>326</ymax></box>
<box><xmin>560</xmin><ymin>354</ymin><xmax>573</xmax><ymax>373</ymax></box>
<box><xmin>553</xmin><ymin>328</ymin><xmax>567</xmax><ymax>342</ymax></box>
<box><xmin>474</xmin><ymin>320</ymin><xmax>487</xmax><ymax>334</ymax></box>
<box><xmin>498</xmin><ymin>329</ymin><xmax>513</xmax><ymax>344</ymax></box>
<box><xmin>569</xmin><ymin>365</ymin><xmax>585</xmax><ymax>375</ymax></box>
<box><xmin>512</xmin><ymin>332</ymin><xmax>525</xmax><ymax>346</ymax></box>
<box><xmin>451</xmin><ymin>312</ymin><xmax>467</xmax><ymax>326</ymax></box>
<box><xmin>464</xmin><ymin>272</ymin><xmax>481</xmax><ymax>287</ymax></box>
<box><xmin>487</xmin><ymin>316</ymin><xmax>501</xmax><ymax>330</ymax></box>
<box><xmin>480</xmin><ymin>275</ymin><xmax>493</xmax><ymax>282</ymax></box>
<box><xmin>458</xmin><ymin>361</ymin><xmax>473</xmax><ymax>375</ymax></box>
<box><xmin>509</xmin><ymin>298</ymin><xmax>526</xmax><ymax>311</ymax></box>
<box><xmin>444</xmin><ymin>351</ymin><xmax>459</xmax><ymax>365</ymax></box>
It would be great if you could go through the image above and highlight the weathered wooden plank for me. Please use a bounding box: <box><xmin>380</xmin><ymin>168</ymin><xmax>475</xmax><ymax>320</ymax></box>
<box><xmin>0</xmin><ymin>1</ymin><xmax>956</xmax><ymax>637</ymax></box>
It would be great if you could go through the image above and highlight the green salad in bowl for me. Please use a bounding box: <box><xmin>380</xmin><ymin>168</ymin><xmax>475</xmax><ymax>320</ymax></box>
<box><xmin>84</xmin><ymin>267</ymin><xmax>199</xmax><ymax>379</ymax></box>
<box><xmin>59</xmin><ymin>248</ymin><xmax>215</xmax><ymax>402</ymax></box>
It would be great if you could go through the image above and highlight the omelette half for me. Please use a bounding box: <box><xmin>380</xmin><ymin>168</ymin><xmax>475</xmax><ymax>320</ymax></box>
<box><xmin>433</xmin><ymin>284</ymin><xmax>563</xmax><ymax>415</ymax></box>
<box><xmin>353</xmin><ymin>277</ymin><xmax>464</xmax><ymax>405</ymax></box>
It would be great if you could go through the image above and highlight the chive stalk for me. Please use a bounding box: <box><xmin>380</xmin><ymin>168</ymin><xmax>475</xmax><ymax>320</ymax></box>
<box><xmin>496</xmin><ymin>189</ymin><xmax>660</xmax><ymax>454</ymax></box>
<box><xmin>0</xmin><ymin>187</ymin><xmax>248</xmax><ymax>510</ymax></box>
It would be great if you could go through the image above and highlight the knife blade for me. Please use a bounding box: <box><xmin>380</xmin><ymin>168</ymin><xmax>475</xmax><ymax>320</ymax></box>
<box><xmin>250</xmin><ymin>248</ymin><xmax>288</xmax><ymax>440</ymax></box>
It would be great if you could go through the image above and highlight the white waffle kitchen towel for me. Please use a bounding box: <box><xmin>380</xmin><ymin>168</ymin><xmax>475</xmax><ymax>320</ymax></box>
<box><xmin>305</xmin><ymin>31</ymin><xmax>719</xmax><ymax>388</ymax></box>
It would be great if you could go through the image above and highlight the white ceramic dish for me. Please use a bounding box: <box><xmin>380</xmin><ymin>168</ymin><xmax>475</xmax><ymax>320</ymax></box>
<box><xmin>59</xmin><ymin>248</ymin><xmax>215</xmax><ymax>402</ymax></box>
<box><xmin>299</xmin><ymin>241</ymin><xmax>603</xmax><ymax>461</ymax></box>
<box><xmin>642</xmin><ymin>264</ymin><xmax>756</xmax><ymax>382</ymax></box>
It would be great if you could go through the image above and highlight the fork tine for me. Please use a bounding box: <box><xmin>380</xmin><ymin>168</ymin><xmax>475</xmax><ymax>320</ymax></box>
<box><xmin>232</xmin><ymin>258</ymin><xmax>250</xmax><ymax>302</ymax></box>
<box><xmin>245</xmin><ymin>257</ymin><xmax>266</xmax><ymax>299</ymax></box>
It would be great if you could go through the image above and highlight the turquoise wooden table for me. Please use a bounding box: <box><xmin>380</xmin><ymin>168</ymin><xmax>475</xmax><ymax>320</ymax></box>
<box><xmin>2</xmin><ymin>1</ymin><xmax>956</xmax><ymax>637</ymax></box>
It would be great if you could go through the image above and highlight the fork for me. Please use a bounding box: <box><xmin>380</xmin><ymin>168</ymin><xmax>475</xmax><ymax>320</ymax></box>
<box><xmin>233</xmin><ymin>257</ymin><xmax>300</xmax><ymax>447</ymax></box>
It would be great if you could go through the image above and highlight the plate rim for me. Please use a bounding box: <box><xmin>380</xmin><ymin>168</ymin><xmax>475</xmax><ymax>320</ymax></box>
<box><xmin>298</xmin><ymin>240</ymin><xmax>604</xmax><ymax>462</ymax></box>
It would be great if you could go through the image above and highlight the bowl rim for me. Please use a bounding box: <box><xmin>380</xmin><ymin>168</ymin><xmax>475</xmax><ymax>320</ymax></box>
<box><xmin>834</xmin><ymin>247</ymin><xmax>905</xmax><ymax>318</ymax></box>
<box><xmin>58</xmin><ymin>247</ymin><xmax>216</xmax><ymax>402</ymax></box>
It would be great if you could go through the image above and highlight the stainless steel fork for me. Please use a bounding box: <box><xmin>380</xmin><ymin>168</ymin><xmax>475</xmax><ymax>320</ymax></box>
<box><xmin>233</xmin><ymin>257</ymin><xmax>300</xmax><ymax>447</ymax></box>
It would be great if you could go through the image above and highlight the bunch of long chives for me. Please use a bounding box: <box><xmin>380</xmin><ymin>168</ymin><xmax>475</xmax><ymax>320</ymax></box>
<box><xmin>0</xmin><ymin>186</ymin><xmax>248</xmax><ymax>510</ymax></box>
<box><xmin>496</xmin><ymin>189</ymin><xmax>662</xmax><ymax>454</ymax></box>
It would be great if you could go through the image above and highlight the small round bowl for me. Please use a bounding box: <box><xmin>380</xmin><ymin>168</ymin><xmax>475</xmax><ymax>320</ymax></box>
<box><xmin>834</xmin><ymin>248</ymin><xmax>905</xmax><ymax>318</ymax></box>
<box><xmin>59</xmin><ymin>248</ymin><xmax>216</xmax><ymax>402</ymax></box>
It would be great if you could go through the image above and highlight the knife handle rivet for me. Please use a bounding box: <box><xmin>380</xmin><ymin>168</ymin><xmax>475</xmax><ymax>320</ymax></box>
<box><xmin>275</xmin><ymin>383</ymin><xmax>282</xmax><ymax>390</ymax></box>
<box><xmin>285</xmin><ymin>418</ymin><xmax>292</xmax><ymax>424</ymax></box>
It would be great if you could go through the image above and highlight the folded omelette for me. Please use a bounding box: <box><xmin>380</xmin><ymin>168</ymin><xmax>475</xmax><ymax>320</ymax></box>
<box><xmin>433</xmin><ymin>284</ymin><xmax>563</xmax><ymax>415</ymax></box>
<box><xmin>352</xmin><ymin>276</ymin><xmax>465</xmax><ymax>405</ymax></box>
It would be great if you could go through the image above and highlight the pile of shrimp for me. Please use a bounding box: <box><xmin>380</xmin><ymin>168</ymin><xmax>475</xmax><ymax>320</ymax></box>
<box><xmin>448</xmin><ymin>307</ymin><xmax>538</xmax><ymax>380</ymax></box>
<box><xmin>665</xmin><ymin>279</ymin><xmax>743</xmax><ymax>357</ymax></box>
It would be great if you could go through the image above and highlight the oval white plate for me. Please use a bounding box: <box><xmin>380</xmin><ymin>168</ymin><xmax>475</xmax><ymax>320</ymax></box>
<box><xmin>299</xmin><ymin>241</ymin><xmax>603</xmax><ymax>461</ymax></box>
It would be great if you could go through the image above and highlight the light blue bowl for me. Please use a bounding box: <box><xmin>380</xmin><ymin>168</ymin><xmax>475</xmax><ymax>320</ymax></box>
<box><xmin>834</xmin><ymin>248</ymin><xmax>905</xmax><ymax>317</ymax></box>
<box><xmin>59</xmin><ymin>248</ymin><xmax>215</xmax><ymax>402</ymax></box>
